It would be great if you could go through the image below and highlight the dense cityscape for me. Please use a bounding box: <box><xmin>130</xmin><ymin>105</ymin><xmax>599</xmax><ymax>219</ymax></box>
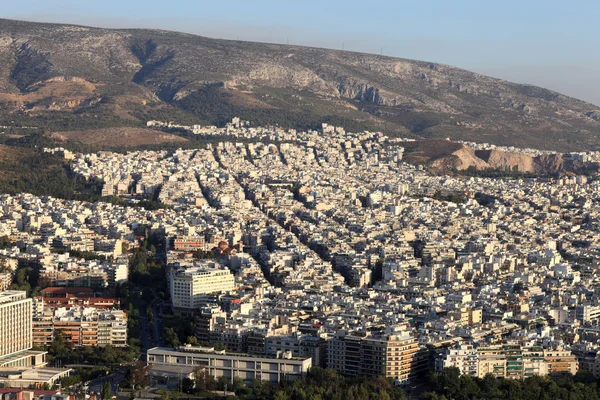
<box><xmin>0</xmin><ymin>119</ymin><xmax>599</xmax><ymax>399</ymax></box>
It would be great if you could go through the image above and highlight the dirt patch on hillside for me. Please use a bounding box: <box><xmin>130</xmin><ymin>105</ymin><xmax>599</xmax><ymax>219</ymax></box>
<box><xmin>48</xmin><ymin>127</ymin><xmax>188</xmax><ymax>147</ymax></box>
<box><xmin>402</xmin><ymin>139</ymin><xmax>463</xmax><ymax>165</ymax></box>
<box><xmin>0</xmin><ymin>144</ymin><xmax>29</xmax><ymax>163</ymax></box>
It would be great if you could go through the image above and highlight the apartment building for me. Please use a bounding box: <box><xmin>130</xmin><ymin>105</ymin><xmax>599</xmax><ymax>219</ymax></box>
<box><xmin>0</xmin><ymin>291</ymin><xmax>33</xmax><ymax>357</ymax></box>
<box><xmin>171</xmin><ymin>236</ymin><xmax>207</xmax><ymax>252</ymax></box>
<box><xmin>33</xmin><ymin>307</ymin><xmax>127</xmax><ymax>347</ymax></box>
<box><xmin>265</xmin><ymin>334</ymin><xmax>328</xmax><ymax>367</ymax></box>
<box><xmin>170</xmin><ymin>267</ymin><xmax>234</xmax><ymax>310</ymax></box>
<box><xmin>437</xmin><ymin>344</ymin><xmax>578</xmax><ymax>379</ymax></box>
<box><xmin>0</xmin><ymin>291</ymin><xmax>47</xmax><ymax>369</ymax></box>
<box><xmin>327</xmin><ymin>332</ymin><xmax>425</xmax><ymax>384</ymax></box>
<box><xmin>147</xmin><ymin>345</ymin><xmax>311</xmax><ymax>384</ymax></box>
<box><xmin>435</xmin><ymin>344</ymin><xmax>478</xmax><ymax>376</ymax></box>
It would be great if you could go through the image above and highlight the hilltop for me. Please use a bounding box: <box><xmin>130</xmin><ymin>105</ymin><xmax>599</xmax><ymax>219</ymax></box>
<box><xmin>402</xmin><ymin>139</ymin><xmax>599</xmax><ymax>175</ymax></box>
<box><xmin>0</xmin><ymin>18</ymin><xmax>599</xmax><ymax>150</ymax></box>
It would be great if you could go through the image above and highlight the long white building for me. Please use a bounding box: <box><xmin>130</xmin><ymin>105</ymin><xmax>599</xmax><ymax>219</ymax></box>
<box><xmin>147</xmin><ymin>345</ymin><xmax>311</xmax><ymax>384</ymax></box>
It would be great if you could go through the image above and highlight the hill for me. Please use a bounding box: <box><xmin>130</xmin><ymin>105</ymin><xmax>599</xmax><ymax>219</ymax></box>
<box><xmin>48</xmin><ymin>127</ymin><xmax>187</xmax><ymax>147</ymax></box>
<box><xmin>403</xmin><ymin>139</ymin><xmax>599</xmax><ymax>175</ymax></box>
<box><xmin>1</xmin><ymin>18</ymin><xmax>600</xmax><ymax>150</ymax></box>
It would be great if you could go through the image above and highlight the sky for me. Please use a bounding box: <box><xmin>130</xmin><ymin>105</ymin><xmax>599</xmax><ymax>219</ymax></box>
<box><xmin>3</xmin><ymin>0</ymin><xmax>600</xmax><ymax>105</ymax></box>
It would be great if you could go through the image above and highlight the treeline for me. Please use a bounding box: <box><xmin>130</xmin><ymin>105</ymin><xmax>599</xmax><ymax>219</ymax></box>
<box><xmin>0</xmin><ymin>106</ymin><xmax>140</xmax><ymax>133</ymax></box>
<box><xmin>179</xmin><ymin>367</ymin><xmax>406</xmax><ymax>400</ymax></box>
<box><xmin>422</xmin><ymin>367</ymin><xmax>600</xmax><ymax>400</ymax></box>
<box><xmin>50</xmin><ymin>247</ymin><xmax>106</xmax><ymax>261</ymax></box>
<box><xmin>46</xmin><ymin>332</ymin><xmax>137</xmax><ymax>366</ymax></box>
<box><xmin>0</xmin><ymin>150</ymin><xmax>104</xmax><ymax>200</ymax></box>
<box><xmin>457</xmin><ymin>166</ymin><xmax>539</xmax><ymax>179</ymax></box>
<box><xmin>0</xmin><ymin>146</ymin><xmax>173</xmax><ymax>210</ymax></box>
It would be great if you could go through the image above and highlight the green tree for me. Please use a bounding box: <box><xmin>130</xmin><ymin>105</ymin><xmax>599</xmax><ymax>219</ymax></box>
<box><xmin>101</xmin><ymin>381</ymin><xmax>113</xmax><ymax>400</ymax></box>
<box><xmin>186</xmin><ymin>336</ymin><xmax>199</xmax><ymax>346</ymax></box>
<box><xmin>162</xmin><ymin>327</ymin><xmax>180</xmax><ymax>347</ymax></box>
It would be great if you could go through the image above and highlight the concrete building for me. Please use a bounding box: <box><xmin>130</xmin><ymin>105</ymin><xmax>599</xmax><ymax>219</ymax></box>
<box><xmin>0</xmin><ymin>291</ymin><xmax>33</xmax><ymax>358</ymax></box>
<box><xmin>147</xmin><ymin>345</ymin><xmax>311</xmax><ymax>384</ymax></box>
<box><xmin>437</xmin><ymin>344</ymin><xmax>578</xmax><ymax>379</ymax></box>
<box><xmin>327</xmin><ymin>332</ymin><xmax>425</xmax><ymax>384</ymax></box>
<box><xmin>170</xmin><ymin>267</ymin><xmax>234</xmax><ymax>310</ymax></box>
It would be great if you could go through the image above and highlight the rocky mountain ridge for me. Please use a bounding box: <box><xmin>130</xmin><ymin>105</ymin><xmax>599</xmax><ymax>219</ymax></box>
<box><xmin>1</xmin><ymin>18</ymin><xmax>600</xmax><ymax>150</ymax></box>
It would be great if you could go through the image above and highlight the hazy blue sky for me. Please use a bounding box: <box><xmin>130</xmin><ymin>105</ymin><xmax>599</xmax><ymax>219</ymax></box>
<box><xmin>3</xmin><ymin>0</ymin><xmax>600</xmax><ymax>105</ymax></box>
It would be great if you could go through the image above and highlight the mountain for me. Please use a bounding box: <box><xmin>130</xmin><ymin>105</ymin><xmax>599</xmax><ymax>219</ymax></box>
<box><xmin>1</xmin><ymin>18</ymin><xmax>600</xmax><ymax>151</ymax></box>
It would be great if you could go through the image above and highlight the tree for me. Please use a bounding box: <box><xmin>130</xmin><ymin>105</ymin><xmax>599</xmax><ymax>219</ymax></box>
<box><xmin>101</xmin><ymin>381</ymin><xmax>113</xmax><ymax>400</ymax></box>
<box><xmin>0</xmin><ymin>236</ymin><xmax>12</xmax><ymax>249</ymax></box>
<box><xmin>130</xmin><ymin>360</ymin><xmax>150</xmax><ymax>397</ymax></box>
<box><xmin>163</xmin><ymin>327</ymin><xmax>180</xmax><ymax>347</ymax></box>
<box><xmin>217</xmin><ymin>376</ymin><xmax>229</xmax><ymax>391</ymax></box>
<box><xmin>186</xmin><ymin>336</ymin><xmax>199</xmax><ymax>346</ymax></box>
<box><xmin>194</xmin><ymin>367</ymin><xmax>216</xmax><ymax>392</ymax></box>
<box><xmin>182</xmin><ymin>378</ymin><xmax>195</xmax><ymax>393</ymax></box>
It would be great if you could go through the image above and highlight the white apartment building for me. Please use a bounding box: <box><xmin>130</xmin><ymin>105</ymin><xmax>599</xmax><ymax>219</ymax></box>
<box><xmin>0</xmin><ymin>291</ymin><xmax>33</xmax><ymax>357</ymax></box>
<box><xmin>170</xmin><ymin>267</ymin><xmax>235</xmax><ymax>309</ymax></box>
<box><xmin>435</xmin><ymin>344</ymin><xmax>478</xmax><ymax>376</ymax></box>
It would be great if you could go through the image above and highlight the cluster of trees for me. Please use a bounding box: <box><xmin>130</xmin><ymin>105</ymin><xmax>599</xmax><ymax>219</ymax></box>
<box><xmin>128</xmin><ymin>240</ymin><xmax>164</xmax><ymax>287</ymax></box>
<box><xmin>0</xmin><ymin>150</ymin><xmax>104</xmax><ymax>200</ymax></box>
<box><xmin>50</xmin><ymin>247</ymin><xmax>106</xmax><ymax>261</ymax></box>
<box><xmin>160</xmin><ymin>314</ymin><xmax>196</xmax><ymax>348</ymax></box>
<box><xmin>431</xmin><ymin>191</ymin><xmax>467</xmax><ymax>204</ymax></box>
<box><xmin>46</xmin><ymin>332</ymin><xmax>138</xmax><ymax>365</ymax></box>
<box><xmin>458</xmin><ymin>166</ymin><xmax>538</xmax><ymax>179</ymax></box>
<box><xmin>175</xmin><ymin>85</ymin><xmax>372</xmax><ymax>133</ymax></box>
<box><xmin>422</xmin><ymin>367</ymin><xmax>600</xmax><ymax>400</ymax></box>
<box><xmin>175</xmin><ymin>367</ymin><xmax>406</xmax><ymax>400</ymax></box>
<box><xmin>193</xmin><ymin>249</ymin><xmax>218</xmax><ymax>260</ymax></box>
<box><xmin>10</xmin><ymin>265</ymin><xmax>48</xmax><ymax>296</ymax></box>
<box><xmin>0</xmin><ymin>235</ymin><xmax>12</xmax><ymax>249</ymax></box>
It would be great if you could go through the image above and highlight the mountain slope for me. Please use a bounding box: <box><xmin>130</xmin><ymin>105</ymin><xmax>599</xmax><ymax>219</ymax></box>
<box><xmin>1</xmin><ymin>18</ymin><xmax>599</xmax><ymax>151</ymax></box>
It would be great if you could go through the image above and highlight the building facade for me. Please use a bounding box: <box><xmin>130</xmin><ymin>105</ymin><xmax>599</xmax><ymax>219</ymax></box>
<box><xmin>170</xmin><ymin>267</ymin><xmax>234</xmax><ymax>310</ymax></box>
<box><xmin>147</xmin><ymin>345</ymin><xmax>311</xmax><ymax>384</ymax></box>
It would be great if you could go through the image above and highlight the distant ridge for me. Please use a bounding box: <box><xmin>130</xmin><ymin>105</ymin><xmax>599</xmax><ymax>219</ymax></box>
<box><xmin>1</xmin><ymin>18</ymin><xmax>599</xmax><ymax>151</ymax></box>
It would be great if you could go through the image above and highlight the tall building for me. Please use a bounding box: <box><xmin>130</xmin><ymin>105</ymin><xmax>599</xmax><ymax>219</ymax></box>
<box><xmin>0</xmin><ymin>291</ymin><xmax>33</xmax><ymax>357</ymax></box>
<box><xmin>170</xmin><ymin>267</ymin><xmax>234</xmax><ymax>310</ymax></box>
<box><xmin>327</xmin><ymin>331</ymin><xmax>425</xmax><ymax>384</ymax></box>
<box><xmin>0</xmin><ymin>291</ymin><xmax>46</xmax><ymax>368</ymax></box>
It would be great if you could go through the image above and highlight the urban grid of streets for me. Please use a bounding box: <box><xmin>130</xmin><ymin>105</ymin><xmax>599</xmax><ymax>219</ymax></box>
<box><xmin>4</xmin><ymin>123</ymin><xmax>600</xmax><ymax>394</ymax></box>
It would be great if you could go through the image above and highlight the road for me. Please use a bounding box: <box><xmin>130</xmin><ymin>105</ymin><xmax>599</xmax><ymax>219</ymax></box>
<box><xmin>87</xmin><ymin>371</ymin><xmax>125</xmax><ymax>398</ymax></box>
<box><xmin>150</xmin><ymin>296</ymin><xmax>163</xmax><ymax>347</ymax></box>
<box><xmin>138</xmin><ymin>295</ymin><xmax>152</xmax><ymax>360</ymax></box>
